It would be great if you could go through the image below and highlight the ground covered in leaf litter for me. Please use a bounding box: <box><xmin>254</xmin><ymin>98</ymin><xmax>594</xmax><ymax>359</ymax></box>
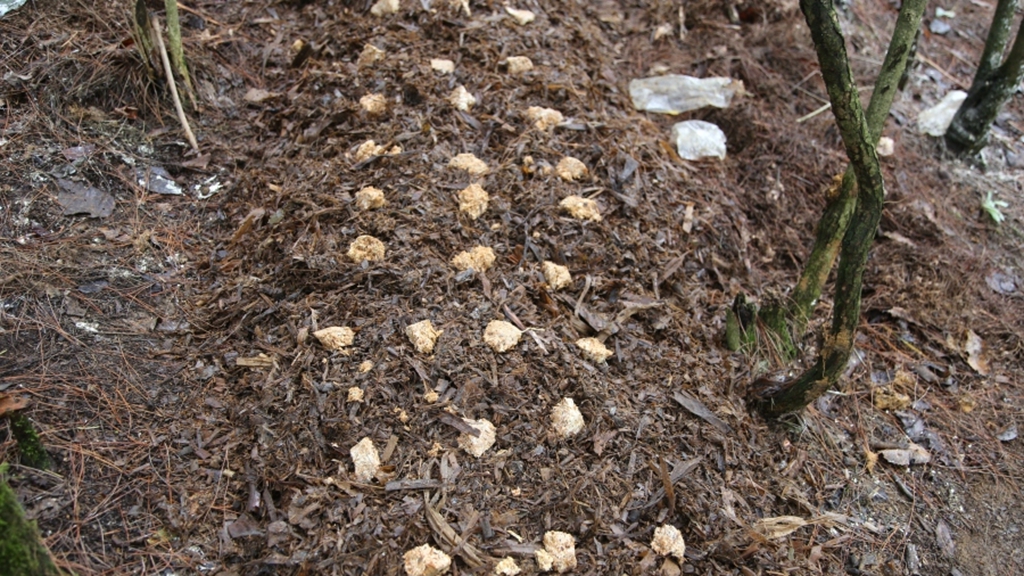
<box><xmin>2</xmin><ymin>0</ymin><xmax>1024</xmax><ymax>574</ymax></box>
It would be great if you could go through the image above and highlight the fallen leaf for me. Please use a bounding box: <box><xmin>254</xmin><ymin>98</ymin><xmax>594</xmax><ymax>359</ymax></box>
<box><xmin>236</xmin><ymin>354</ymin><xmax>275</xmax><ymax>368</ymax></box>
<box><xmin>753</xmin><ymin>515</ymin><xmax>808</xmax><ymax>539</ymax></box>
<box><xmin>935</xmin><ymin>519</ymin><xmax>955</xmax><ymax>558</ymax></box>
<box><xmin>963</xmin><ymin>329</ymin><xmax>989</xmax><ymax>375</ymax></box>
<box><xmin>592</xmin><ymin>429</ymin><xmax>617</xmax><ymax>456</ymax></box>
<box><xmin>0</xmin><ymin>394</ymin><xmax>29</xmax><ymax>417</ymax></box>
<box><xmin>673</xmin><ymin>391</ymin><xmax>733</xmax><ymax>434</ymax></box>
<box><xmin>244</xmin><ymin>88</ymin><xmax>279</xmax><ymax>103</ymax></box>
<box><xmin>996</xmin><ymin>424</ymin><xmax>1018</xmax><ymax>442</ymax></box>
<box><xmin>985</xmin><ymin>270</ymin><xmax>1017</xmax><ymax>295</ymax></box>
<box><xmin>135</xmin><ymin>166</ymin><xmax>182</xmax><ymax>195</ymax></box>
<box><xmin>879</xmin><ymin>443</ymin><xmax>931</xmax><ymax>466</ymax></box>
<box><xmin>56</xmin><ymin>179</ymin><xmax>115</xmax><ymax>218</ymax></box>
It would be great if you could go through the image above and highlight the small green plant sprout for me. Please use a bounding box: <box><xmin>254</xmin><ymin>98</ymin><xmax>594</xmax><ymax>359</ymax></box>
<box><xmin>982</xmin><ymin>190</ymin><xmax>1009</xmax><ymax>224</ymax></box>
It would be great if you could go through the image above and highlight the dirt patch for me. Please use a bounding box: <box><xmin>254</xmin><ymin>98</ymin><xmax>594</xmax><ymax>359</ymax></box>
<box><xmin>2</xmin><ymin>1</ymin><xmax>1024</xmax><ymax>574</ymax></box>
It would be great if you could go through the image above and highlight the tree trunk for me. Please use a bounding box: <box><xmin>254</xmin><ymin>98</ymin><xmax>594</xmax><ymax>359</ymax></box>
<box><xmin>789</xmin><ymin>0</ymin><xmax>927</xmax><ymax>328</ymax></box>
<box><xmin>946</xmin><ymin>8</ymin><xmax>1024</xmax><ymax>156</ymax></box>
<box><xmin>976</xmin><ymin>0</ymin><xmax>1019</xmax><ymax>82</ymax></box>
<box><xmin>752</xmin><ymin>0</ymin><xmax>887</xmax><ymax>416</ymax></box>
<box><xmin>0</xmin><ymin>465</ymin><xmax>63</xmax><ymax>576</ymax></box>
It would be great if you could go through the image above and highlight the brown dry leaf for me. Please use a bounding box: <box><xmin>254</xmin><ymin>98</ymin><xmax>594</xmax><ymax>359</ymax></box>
<box><xmin>236</xmin><ymin>354</ymin><xmax>275</xmax><ymax>368</ymax></box>
<box><xmin>243</xmin><ymin>88</ymin><xmax>279</xmax><ymax>103</ymax></box>
<box><xmin>753</xmin><ymin>515</ymin><xmax>808</xmax><ymax>539</ymax></box>
<box><xmin>0</xmin><ymin>394</ymin><xmax>29</xmax><ymax>417</ymax></box>
<box><xmin>963</xmin><ymin>329</ymin><xmax>990</xmax><ymax>375</ymax></box>
<box><xmin>231</xmin><ymin>207</ymin><xmax>266</xmax><ymax>244</ymax></box>
<box><xmin>592</xmin><ymin>429</ymin><xmax>617</xmax><ymax>456</ymax></box>
<box><xmin>879</xmin><ymin>443</ymin><xmax>931</xmax><ymax>466</ymax></box>
<box><xmin>864</xmin><ymin>447</ymin><xmax>879</xmax><ymax>474</ymax></box>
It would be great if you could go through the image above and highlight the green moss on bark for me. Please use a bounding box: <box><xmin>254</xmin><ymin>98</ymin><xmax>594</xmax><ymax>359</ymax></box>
<box><xmin>9</xmin><ymin>414</ymin><xmax>52</xmax><ymax>471</ymax></box>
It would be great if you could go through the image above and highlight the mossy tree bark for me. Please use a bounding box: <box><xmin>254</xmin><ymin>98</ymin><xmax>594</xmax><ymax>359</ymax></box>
<box><xmin>0</xmin><ymin>465</ymin><xmax>63</xmax><ymax>576</ymax></box>
<box><xmin>788</xmin><ymin>0</ymin><xmax>927</xmax><ymax>330</ymax></box>
<box><xmin>10</xmin><ymin>413</ymin><xmax>53</xmax><ymax>471</ymax></box>
<box><xmin>946</xmin><ymin>1</ymin><xmax>1024</xmax><ymax>156</ymax></box>
<box><xmin>750</xmin><ymin>0</ymin><xmax>887</xmax><ymax>416</ymax></box>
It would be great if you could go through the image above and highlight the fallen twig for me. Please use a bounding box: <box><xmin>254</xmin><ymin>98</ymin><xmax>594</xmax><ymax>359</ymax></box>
<box><xmin>151</xmin><ymin>14</ymin><xmax>199</xmax><ymax>152</ymax></box>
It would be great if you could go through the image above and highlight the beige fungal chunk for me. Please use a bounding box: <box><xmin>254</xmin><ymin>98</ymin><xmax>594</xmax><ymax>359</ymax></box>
<box><xmin>876</xmin><ymin>136</ymin><xmax>895</xmax><ymax>157</ymax></box>
<box><xmin>449</xmin><ymin>85</ymin><xmax>477</xmax><ymax>111</ymax></box>
<box><xmin>347</xmin><ymin>387</ymin><xmax>364</xmax><ymax>403</ymax></box>
<box><xmin>506</xmin><ymin>56</ymin><xmax>534</xmax><ymax>74</ymax></box>
<box><xmin>494</xmin><ymin>557</ymin><xmax>521</xmax><ymax>575</ymax></box>
<box><xmin>535</xmin><ymin>549</ymin><xmax>554</xmax><ymax>572</ymax></box>
<box><xmin>651</xmin><ymin>524</ymin><xmax>686</xmax><ymax>560</ymax></box>
<box><xmin>484</xmin><ymin>320</ymin><xmax>522</xmax><ymax>353</ymax></box>
<box><xmin>451</xmin><ymin>246</ymin><xmax>496</xmax><ymax>272</ymax></box>
<box><xmin>406</xmin><ymin>320</ymin><xmax>443</xmax><ymax>354</ymax></box>
<box><xmin>350</xmin><ymin>437</ymin><xmax>380</xmax><ymax>482</ymax></box>
<box><xmin>424</xmin><ymin>389</ymin><xmax>440</xmax><ymax>403</ymax></box>
<box><xmin>431</xmin><ymin>58</ymin><xmax>455</xmax><ymax>74</ymax></box>
<box><xmin>539</xmin><ymin>531</ymin><xmax>576</xmax><ymax>573</ymax></box>
<box><xmin>314</xmin><ymin>326</ymin><xmax>355</xmax><ymax>350</ymax></box>
<box><xmin>551</xmin><ymin>397</ymin><xmax>584</xmax><ymax>438</ymax></box>
<box><xmin>449</xmin><ymin>153</ymin><xmax>490</xmax><ymax>176</ymax></box>
<box><xmin>347</xmin><ymin>235</ymin><xmax>386</xmax><ymax>262</ymax></box>
<box><xmin>403</xmin><ymin>544</ymin><xmax>452</xmax><ymax>576</ymax></box>
<box><xmin>541</xmin><ymin>261</ymin><xmax>572</xmax><ymax>290</ymax></box>
<box><xmin>358</xmin><ymin>360</ymin><xmax>374</xmax><ymax>373</ymax></box>
<box><xmin>360</xmin><ymin>93</ymin><xmax>387</xmax><ymax>115</ymax></box>
<box><xmin>556</xmin><ymin>156</ymin><xmax>587</xmax><ymax>181</ymax></box>
<box><xmin>370</xmin><ymin>0</ymin><xmax>400</xmax><ymax>16</ymax></box>
<box><xmin>357</xmin><ymin>44</ymin><xmax>386</xmax><ymax>68</ymax></box>
<box><xmin>505</xmin><ymin>6</ymin><xmax>536</xmax><ymax>25</ymax></box>
<box><xmin>355</xmin><ymin>186</ymin><xmax>387</xmax><ymax>210</ymax></box>
<box><xmin>576</xmin><ymin>337</ymin><xmax>612</xmax><ymax>363</ymax></box>
<box><xmin>458</xmin><ymin>183</ymin><xmax>489</xmax><ymax>219</ymax></box>
<box><xmin>457</xmin><ymin>418</ymin><xmax>497</xmax><ymax>457</ymax></box>
<box><xmin>525</xmin><ymin>106</ymin><xmax>563</xmax><ymax>130</ymax></box>
<box><xmin>354</xmin><ymin>140</ymin><xmax>386</xmax><ymax>163</ymax></box>
<box><xmin>559</xmin><ymin>195</ymin><xmax>602</xmax><ymax>222</ymax></box>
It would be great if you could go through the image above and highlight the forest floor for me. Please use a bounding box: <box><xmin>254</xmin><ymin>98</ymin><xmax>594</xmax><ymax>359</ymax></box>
<box><xmin>2</xmin><ymin>0</ymin><xmax>1024</xmax><ymax>574</ymax></box>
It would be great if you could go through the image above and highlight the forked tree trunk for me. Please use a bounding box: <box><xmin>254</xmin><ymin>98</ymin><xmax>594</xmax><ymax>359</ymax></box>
<box><xmin>789</xmin><ymin>0</ymin><xmax>927</xmax><ymax>328</ymax></box>
<box><xmin>751</xmin><ymin>0</ymin><xmax>887</xmax><ymax>416</ymax></box>
<box><xmin>946</xmin><ymin>1</ymin><xmax>1024</xmax><ymax>156</ymax></box>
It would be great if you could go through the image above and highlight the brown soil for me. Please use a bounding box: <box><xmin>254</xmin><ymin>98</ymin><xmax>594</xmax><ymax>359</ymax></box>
<box><xmin>2</xmin><ymin>1</ymin><xmax>1023</xmax><ymax>574</ymax></box>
